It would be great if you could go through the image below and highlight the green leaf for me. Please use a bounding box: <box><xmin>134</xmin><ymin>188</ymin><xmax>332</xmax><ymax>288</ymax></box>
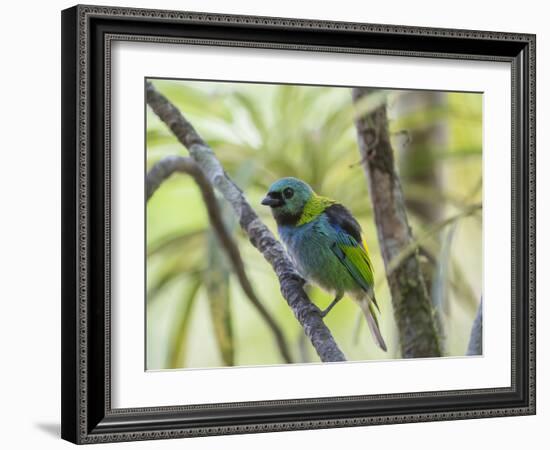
<box><xmin>166</xmin><ymin>277</ymin><xmax>202</xmax><ymax>368</ymax></box>
<box><xmin>150</xmin><ymin>79</ymin><xmax>233</xmax><ymax>122</ymax></box>
<box><xmin>384</xmin><ymin>204</ymin><xmax>482</xmax><ymax>280</ymax></box>
<box><xmin>204</xmin><ymin>197</ymin><xmax>236</xmax><ymax>366</ymax></box>
<box><xmin>449</xmin><ymin>259</ymin><xmax>479</xmax><ymax>312</ymax></box>
<box><xmin>431</xmin><ymin>221</ymin><xmax>458</xmax><ymax>318</ymax></box>
<box><xmin>232</xmin><ymin>91</ymin><xmax>268</xmax><ymax>139</ymax></box>
<box><xmin>146</xmin><ymin>233</ymin><xmax>206</xmax><ymax>301</ymax></box>
<box><xmin>147</xmin><ymin>229</ymin><xmax>206</xmax><ymax>257</ymax></box>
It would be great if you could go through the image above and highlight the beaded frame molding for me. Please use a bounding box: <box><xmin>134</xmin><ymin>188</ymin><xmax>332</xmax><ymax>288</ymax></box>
<box><xmin>61</xmin><ymin>4</ymin><xmax>536</xmax><ymax>444</ymax></box>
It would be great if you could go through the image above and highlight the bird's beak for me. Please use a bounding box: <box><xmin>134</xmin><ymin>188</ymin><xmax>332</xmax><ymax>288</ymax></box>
<box><xmin>261</xmin><ymin>195</ymin><xmax>283</xmax><ymax>207</ymax></box>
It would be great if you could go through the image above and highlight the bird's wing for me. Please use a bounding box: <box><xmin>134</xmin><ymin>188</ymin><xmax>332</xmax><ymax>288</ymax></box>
<box><xmin>325</xmin><ymin>204</ymin><xmax>378</xmax><ymax>307</ymax></box>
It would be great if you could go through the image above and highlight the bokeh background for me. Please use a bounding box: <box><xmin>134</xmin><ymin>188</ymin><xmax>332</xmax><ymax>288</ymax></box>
<box><xmin>146</xmin><ymin>79</ymin><xmax>482</xmax><ymax>370</ymax></box>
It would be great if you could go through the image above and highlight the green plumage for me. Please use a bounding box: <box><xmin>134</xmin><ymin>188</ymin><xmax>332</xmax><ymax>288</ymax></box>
<box><xmin>262</xmin><ymin>177</ymin><xmax>387</xmax><ymax>351</ymax></box>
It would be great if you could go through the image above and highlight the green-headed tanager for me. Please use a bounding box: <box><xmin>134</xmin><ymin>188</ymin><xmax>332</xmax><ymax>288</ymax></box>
<box><xmin>262</xmin><ymin>177</ymin><xmax>387</xmax><ymax>351</ymax></box>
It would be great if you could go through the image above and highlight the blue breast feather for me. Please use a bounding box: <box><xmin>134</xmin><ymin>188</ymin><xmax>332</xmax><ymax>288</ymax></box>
<box><xmin>278</xmin><ymin>214</ymin><xmax>361</xmax><ymax>294</ymax></box>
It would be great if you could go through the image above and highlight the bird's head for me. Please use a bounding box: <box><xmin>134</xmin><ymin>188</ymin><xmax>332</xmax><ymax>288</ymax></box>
<box><xmin>261</xmin><ymin>177</ymin><xmax>314</xmax><ymax>225</ymax></box>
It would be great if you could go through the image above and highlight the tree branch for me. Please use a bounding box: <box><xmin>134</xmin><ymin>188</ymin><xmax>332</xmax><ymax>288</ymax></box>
<box><xmin>466</xmin><ymin>300</ymin><xmax>482</xmax><ymax>356</ymax></box>
<box><xmin>352</xmin><ymin>88</ymin><xmax>442</xmax><ymax>358</ymax></box>
<box><xmin>146</xmin><ymin>81</ymin><xmax>346</xmax><ymax>362</ymax></box>
<box><xmin>147</xmin><ymin>155</ymin><xmax>293</xmax><ymax>364</ymax></box>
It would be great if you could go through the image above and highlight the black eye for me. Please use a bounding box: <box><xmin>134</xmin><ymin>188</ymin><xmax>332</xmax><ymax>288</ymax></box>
<box><xmin>283</xmin><ymin>187</ymin><xmax>294</xmax><ymax>199</ymax></box>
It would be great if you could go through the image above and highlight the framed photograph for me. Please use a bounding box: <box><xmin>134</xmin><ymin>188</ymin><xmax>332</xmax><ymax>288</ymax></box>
<box><xmin>61</xmin><ymin>4</ymin><xmax>536</xmax><ymax>444</ymax></box>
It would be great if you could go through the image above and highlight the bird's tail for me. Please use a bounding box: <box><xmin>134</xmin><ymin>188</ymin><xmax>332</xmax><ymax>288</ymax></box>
<box><xmin>358</xmin><ymin>297</ymin><xmax>387</xmax><ymax>352</ymax></box>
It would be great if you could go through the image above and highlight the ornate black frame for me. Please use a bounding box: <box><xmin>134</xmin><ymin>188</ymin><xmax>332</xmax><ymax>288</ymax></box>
<box><xmin>61</xmin><ymin>4</ymin><xmax>536</xmax><ymax>444</ymax></box>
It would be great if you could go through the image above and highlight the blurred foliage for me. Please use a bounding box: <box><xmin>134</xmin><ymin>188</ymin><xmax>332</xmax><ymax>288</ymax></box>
<box><xmin>146</xmin><ymin>79</ymin><xmax>482</xmax><ymax>369</ymax></box>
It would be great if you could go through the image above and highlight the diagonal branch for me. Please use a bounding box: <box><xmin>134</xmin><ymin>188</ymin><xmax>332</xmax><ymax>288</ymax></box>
<box><xmin>352</xmin><ymin>87</ymin><xmax>442</xmax><ymax>358</ymax></box>
<box><xmin>146</xmin><ymin>155</ymin><xmax>293</xmax><ymax>363</ymax></box>
<box><xmin>146</xmin><ymin>81</ymin><xmax>346</xmax><ymax>362</ymax></box>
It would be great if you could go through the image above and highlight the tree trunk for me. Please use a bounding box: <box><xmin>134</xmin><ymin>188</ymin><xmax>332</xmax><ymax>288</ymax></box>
<box><xmin>352</xmin><ymin>88</ymin><xmax>442</xmax><ymax>358</ymax></box>
<box><xmin>392</xmin><ymin>91</ymin><xmax>449</xmax><ymax>349</ymax></box>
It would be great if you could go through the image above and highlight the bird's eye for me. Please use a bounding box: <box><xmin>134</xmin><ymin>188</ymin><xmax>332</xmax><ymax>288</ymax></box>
<box><xmin>283</xmin><ymin>187</ymin><xmax>294</xmax><ymax>199</ymax></box>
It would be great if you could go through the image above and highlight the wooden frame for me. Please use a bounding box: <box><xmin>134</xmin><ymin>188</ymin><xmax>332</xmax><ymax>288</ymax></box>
<box><xmin>61</xmin><ymin>4</ymin><xmax>536</xmax><ymax>444</ymax></box>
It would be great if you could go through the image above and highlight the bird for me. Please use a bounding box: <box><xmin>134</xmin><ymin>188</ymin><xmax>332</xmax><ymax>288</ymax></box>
<box><xmin>261</xmin><ymin>177</ymin><xmax>387</xmax><ymax>352</ymax></box>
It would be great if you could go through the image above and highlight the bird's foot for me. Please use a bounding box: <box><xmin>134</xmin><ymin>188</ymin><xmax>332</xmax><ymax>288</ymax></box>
<box><xmin>319</xmin><ymin>294</ymin><xmax>343</xmax><ymax>319</ymax></box>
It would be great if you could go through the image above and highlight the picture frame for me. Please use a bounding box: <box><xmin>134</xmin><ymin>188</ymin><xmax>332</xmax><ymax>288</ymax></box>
<box><xmin>61</xmin><ymin>4</ymin><xmax>536</xmax><ymax>444</ymax></box>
